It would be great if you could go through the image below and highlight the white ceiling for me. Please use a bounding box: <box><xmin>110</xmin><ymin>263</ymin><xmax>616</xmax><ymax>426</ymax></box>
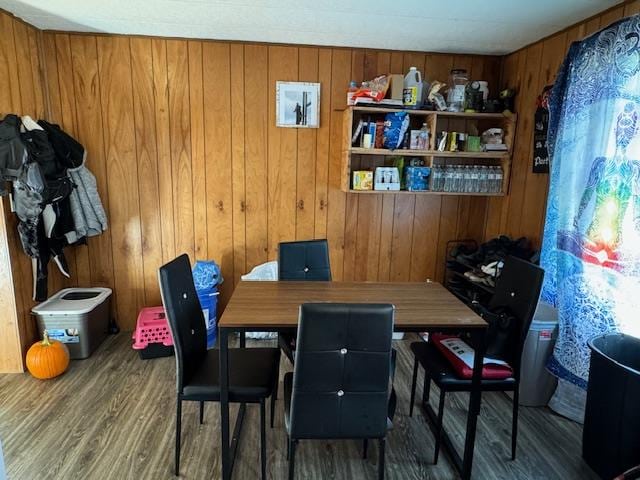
<box><xmin>1</xmin><ymin>0</ymin><xmax>624</xmax><ymax>55</ymax></box>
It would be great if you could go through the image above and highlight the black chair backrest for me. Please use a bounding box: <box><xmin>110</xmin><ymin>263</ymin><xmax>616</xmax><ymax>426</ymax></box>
<box><xmin>488</xmin><ymin>256</ymin><xmax>544</xmax><ymax>373</ymax></box>
<box><xmin>290</xmin><ymin>303</ymin><xmax>394</xmax><ymax>440</ymax></box>
<box><xmin>158</xmin><ymin>254</ymin><xmax>207</xmax><ymax>393</ymax></box>
<box><xmin>279</xmin><ymin>239</ymin><xmax>331</xmax><ymax>281</ymax></box>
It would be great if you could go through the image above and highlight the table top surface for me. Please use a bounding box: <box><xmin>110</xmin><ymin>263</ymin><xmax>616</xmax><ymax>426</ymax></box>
<box><xmin>218</xmin><ymin>281</ymin><xmax>486</xmax><ymax>330</ymax></box>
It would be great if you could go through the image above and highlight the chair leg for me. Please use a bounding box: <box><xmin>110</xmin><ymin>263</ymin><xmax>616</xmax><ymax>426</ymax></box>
<box><xmin>422</xmin><ymin>370</ymin><xmax>431</xmax><ymax>406</ymax></box>
<box><xmin>175</xmin><ymin>396</ymin><xmax>182</xmax><ymax>476</ymax></box>
<box><xmin>409</xmin><ymin>356</ymin><xmax>419</xmax><ymax>417</ymax></box>
<box><xmin>288</xmin><ymin>439</ymin><xmax>297</xmax><ymax>480</ymax></box>
<box><xmin>433</xmin><ymin>388</ymin><xmax>446</xmax><ymax>465</ymax></box>
<box><xmin>363</xmin><ymin>438</ymin><xmax>368</xmax><ymax>459</ymax></box>
<box><xmin>378</xmin><ymin>438</ymin><xmax>386</xmax><ymax>480</ymax></box>
<box><xmin>260</xmin><ymin>399</ymin><xmax>267</xmax><ymax>480</ymax></box>
<box><xmin>199</xmin><ymin>401</ymin><xmax>204</xmax><ymax>424</ymax></box>
<box><xmin>512</xmin><ymin>388</ymin><xmax>519</xmax><ymax>460</ymax></box>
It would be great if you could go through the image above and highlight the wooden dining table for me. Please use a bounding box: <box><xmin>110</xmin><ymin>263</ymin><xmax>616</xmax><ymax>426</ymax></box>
<box><xmin>217</xmin><ymin>280</ymin><xmax>488</xmax><ymax>480</ymax></box>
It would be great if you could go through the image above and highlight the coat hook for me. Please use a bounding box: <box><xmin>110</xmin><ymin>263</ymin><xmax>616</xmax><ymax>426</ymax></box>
<box><xmin>217</xmin><ymin>200</ymin><xmax>224</xmax><ymax>211</ymax></box>
<box><xmin>240</xmin><ymin>200</ymin><xmax>246</xmax><ymax>212</ymax></box>
<box><xmin>320</xmin><ymin>199</ymin><xmax>327</xmax><ymax>210</ymax></box>
<box><xmin>297</xmin><ymin>200</ymin><xmax>304</xmax><ymax>210</ymax></box>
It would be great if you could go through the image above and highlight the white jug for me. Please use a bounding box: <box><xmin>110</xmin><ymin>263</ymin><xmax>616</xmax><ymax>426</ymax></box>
<box><xmin>403</xmin><ymin>67</ymin><xmax>423</xmax><ymax>108</ymax></box>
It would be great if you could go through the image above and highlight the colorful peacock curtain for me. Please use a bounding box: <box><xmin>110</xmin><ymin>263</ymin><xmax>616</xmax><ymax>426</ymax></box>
<box><xmin>542</xmin><ymin>15</ymin><xmax>640</xmax><ymax>392</ymax></box>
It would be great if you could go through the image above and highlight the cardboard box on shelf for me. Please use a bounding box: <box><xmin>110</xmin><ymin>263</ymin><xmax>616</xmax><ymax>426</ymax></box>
<box><xmin>352</xmin><ymin>170</ymin><xmax>373</xmax><ymax>190</ymax></box>
<box><xmin>387</xmin><ymin>74</ymin><xmax>404</xmax><ymax>101</ymax></box>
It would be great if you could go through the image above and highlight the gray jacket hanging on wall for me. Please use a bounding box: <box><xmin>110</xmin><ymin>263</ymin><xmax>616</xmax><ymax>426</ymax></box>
<box><xmin>38</xmin><ymin>121</ymin><xmax>108</xmax><ymax>243</ymax></box>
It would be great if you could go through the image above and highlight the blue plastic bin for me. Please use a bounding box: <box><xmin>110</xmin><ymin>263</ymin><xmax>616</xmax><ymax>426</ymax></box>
<box><xmin>197</xmin><ymin>289</ymin><xmax>218</xmax><ymax>348</ymax></box>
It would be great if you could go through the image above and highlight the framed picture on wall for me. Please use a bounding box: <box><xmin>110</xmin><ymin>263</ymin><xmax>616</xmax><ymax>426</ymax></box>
<box><xmin>276</xmin><ymin>81</ymin><xmax>320</xmax><ymax>128</ymax></box>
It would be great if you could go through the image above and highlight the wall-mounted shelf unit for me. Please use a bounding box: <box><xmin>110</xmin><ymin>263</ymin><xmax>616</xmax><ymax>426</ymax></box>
<box><xmin>340</xmin><ymin>106</ymin><xmax>517</xmax><ymax>195</ymax></box>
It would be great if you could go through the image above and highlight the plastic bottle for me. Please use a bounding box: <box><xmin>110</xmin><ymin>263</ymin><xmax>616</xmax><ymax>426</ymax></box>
<box><xmin>418</xmin><ymin>123</ymin><xmax>430</xmax><ymax>150</ymax></box>
<box><xmin>470</xmin><ymin>165</ymin><xmax>480</xmax><ymax>193</ymax></box>
<box><xmin>487</xmin><ymin>166</ymin><xmax>496</xmax><ymax>193</ymax></box>
<box><xmin>431</xmin><ymin>165</ymin><xmax>440</xmax><ymax>191</ymax></box>
<box><xmin>495</xmin><ymin>166</ymin><xmax>504</xmax><ymax>193</ymax></box>
<box><xmin>455</xmin><ymin>165</ymin><xmax>464</xmax><ymax>192</ymax></box>
<box><xmin>403</xmin><ymin>67</ymin><xmax>423</xmax><ymax>108</ymax></box>
<box><xmin>479</xmin><ymin>166</ymin><xmax>489</xmax><ymax>193</ymax></box>
<box><xmin>347</xmin><ymin>80</ymin><xmax>358</xmax><ymax>105</ymax></box>
<box><xmin>462</xmin><ymin>166</ymin><xmax>472</xmax><ymax>193</ymax></box>
<box><xmin>443</xmin><ymin>166</ymin><xmax>453</xmax><ymax>192</ymax></box>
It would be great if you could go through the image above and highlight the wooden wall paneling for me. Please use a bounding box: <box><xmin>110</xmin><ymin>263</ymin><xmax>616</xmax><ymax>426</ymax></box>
<box><xmin>503</xmin><ymin>43</ymin><xmax>543</xmax><ymax>240</ymax></box>
<box><xmin>267</xmin><ymin>46</ymin><xmax>299</xmax><ymax>260</ymax></box>
<box><xmin>410</xmin><ymin>196</ymin><xmax>441</xmax><ymax>281</ymax></box>
<box><xmin>12</xmin><ymin>22</ymin><xmax>37</xmax><ymax>117</ymax></box>
<box><xmin>68</xmin><ymin>35</ymin><xmax>115</xmax><ymax>293</ymax></box>
<box><xmin>388</xmin><ymin>194</ymin><xmax>416</xmax><ymax>281</ymax></box>
<box><xmin>0</xmin><ymin>15</ymin><xmax>22</xmax><ymax>112</ymax></box>
<box><xmin>26</xmin><ymin>28</ymin><xmax>45</xmax><ymax>119</ymax></box>
<box><xmin>202</xmin><ymin>42</ymin><xmax>234</xmax><ymax>306</ymax></box>
<box><xmin>342</xmin><ymin>49</ymin><xmax>365</xmax><ymax>281</ymax></box>
<box><xmin>188</xmin><ymin>41</ymin><xmax>208</xmax><ymax>262</ymax></box>
<box><xmin>41</xmin><ymin>34</ymin><xmax>63</xmax><ymax>135</ymax></box>
<box><xmin>520</xmin><ymin>33</ymin><xmax>567</xmax><ymax>246</ymax></box>
<box><xmin>625</xmin><ymin>1</ymin><xmax>640</xmax><ymax>16</ymax></box>
<box><xmin>565</xmin><ymin>23</ymin><xmax>586</xmax><ymax>46</ymax></box>
<box><xmin>326</xmin><ymin>48</ymin><xmax>351</xmax><ymax>280</ymax></box>
<box><xmin>166</xmin><ymin>40</ymin><xmax>195</xmax><ymax>261</ymax></box>
<box><xmin>0</xmin><ymin>15</ymin><xmax>32</xmax><ymax>372</ymax></box>
<box><xmin>584</xmin><ymin>16</ymin><xmax>602</xmax><ymax>36</ymax></box>
<box><xmin>52</xmin><ymin>34</ymin><xmax>82</xmax><ymax>287</ymax></box>
<box><xmin>130</xmin><ymin>37</ymin><xmax>163</xmax><ymax>306</ymax></box>
<box><xmin>599</xmin><ymin>5</ymin><xmax>626</xmax><ymax>29</ymax></box>
<box><xmin>151</xmin><ymin>39</ymin><xmax>176</xmax><ymax>264</ymax></box>
<box><xmin>96</xmin><ymin>36</ymin><xmax>145</xmax><ymax>329</ymax></box>
<box><xmin>296</xmin><ymin>47</ymin><xmax>319</xmax><ymax>240</ymax></box>
<box><xmin>314</xmin><ymin>48</ymin><xmax>332</xmax><ymax>239</ymax></box>
<box><xmin>243</xmin><ymin>45</ymin><xmax>269</xmax><ymax>271</ymax></box>
<box><xmin>230</xmin><ymin>44</ymin><xmax>246</xmax><ymax>284</ymax></box>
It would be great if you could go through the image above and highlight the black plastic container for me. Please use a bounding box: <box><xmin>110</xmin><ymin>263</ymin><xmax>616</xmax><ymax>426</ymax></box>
<box><xmin>583</xmin><ymin>333</ymin><xmax>640</xmax><ymax>479</ymax></box>
<box><xmin>138</xmin><ymin>343</ymin><xmax>174</xmax><ymax>360</ymax></box>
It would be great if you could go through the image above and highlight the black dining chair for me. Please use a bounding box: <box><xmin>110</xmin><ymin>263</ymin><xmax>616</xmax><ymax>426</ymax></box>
<box><xmin>277</xmin><ymin>239</ymin><xmax>332</xmax><ymax>364</ymax></box>
<box><xmin>284</xmin><ymin>303</ymin><xmax>394</xmax><ymax>480</ymax></box>
<box><xmin>158</xmin><ymin>254</ymin><xmax>280</xmax><ymax>478</ymax></box>
<box><xmin>408</xmin><ymin>256</ymin><xmax>544</xmax><ymax>463</ymax></box>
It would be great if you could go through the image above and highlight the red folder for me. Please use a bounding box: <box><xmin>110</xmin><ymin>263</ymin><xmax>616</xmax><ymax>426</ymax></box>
<box><xmin>431</xmin><ymin>333</ymin><xmax>513</xmax><ymax>380</ymax></box>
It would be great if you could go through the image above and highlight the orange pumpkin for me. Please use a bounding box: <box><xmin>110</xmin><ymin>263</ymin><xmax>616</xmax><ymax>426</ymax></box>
<box><xmin>26</xmin><ymin>330</ymin><xmax>70</xmax><ymax>379</ymax></box>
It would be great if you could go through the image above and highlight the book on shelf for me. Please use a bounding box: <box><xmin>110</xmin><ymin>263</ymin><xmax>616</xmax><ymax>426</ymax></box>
<box><xmin>353</xmin><ymin>97</ymin><xmax>404</xmax><ymax>107</ymax></box>
<box><xmin>482</xmin><ymin>143</ymin><xmax>508</xmax><ymax>151</ymax></box>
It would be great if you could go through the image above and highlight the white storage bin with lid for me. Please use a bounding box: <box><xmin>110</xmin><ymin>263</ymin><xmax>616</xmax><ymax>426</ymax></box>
<box><xmin>31</xmin><ymin>287</ymin><xmax>112</xmax><ymax>359</ymax></box>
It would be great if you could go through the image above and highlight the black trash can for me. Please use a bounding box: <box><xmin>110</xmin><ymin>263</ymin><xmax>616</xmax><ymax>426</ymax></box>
<box><xmin>583</xmin><ymin>333</ymin><xmax>640</xmax><ymax>479</ymax></box>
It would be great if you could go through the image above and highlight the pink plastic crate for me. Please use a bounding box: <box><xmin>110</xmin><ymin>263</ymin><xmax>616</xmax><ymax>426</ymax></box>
<box><xmin>132</xmin><ymin>306</ymin><xmax>173</xmax><ymax>350</ymax></box>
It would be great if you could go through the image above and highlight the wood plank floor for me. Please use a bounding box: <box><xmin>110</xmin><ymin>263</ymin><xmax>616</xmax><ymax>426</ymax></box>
<box><xmin>0</xmin><ymin>333</ymin><xmax>597</xmax><ymax>480</ymax></box>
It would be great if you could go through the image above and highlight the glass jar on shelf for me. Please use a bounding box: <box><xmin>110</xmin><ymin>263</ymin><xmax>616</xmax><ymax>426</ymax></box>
<box><xmin>447</xmin><ymin>69</ymin><xmax>469</xmax><ymax>112</ymax></box>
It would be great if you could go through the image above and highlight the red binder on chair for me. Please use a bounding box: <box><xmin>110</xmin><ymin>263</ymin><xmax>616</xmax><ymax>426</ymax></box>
<box><xmin>431</xmin><ymin>333</ymin><xmax>514</xmax><ymax>380</ymax></box>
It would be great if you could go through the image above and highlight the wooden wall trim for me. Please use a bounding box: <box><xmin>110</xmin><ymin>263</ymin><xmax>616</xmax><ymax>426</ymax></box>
<box><xmin>0</xmin><ymin>198</ymin><xmax>24</xmax><ymax>373</ymax></box>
